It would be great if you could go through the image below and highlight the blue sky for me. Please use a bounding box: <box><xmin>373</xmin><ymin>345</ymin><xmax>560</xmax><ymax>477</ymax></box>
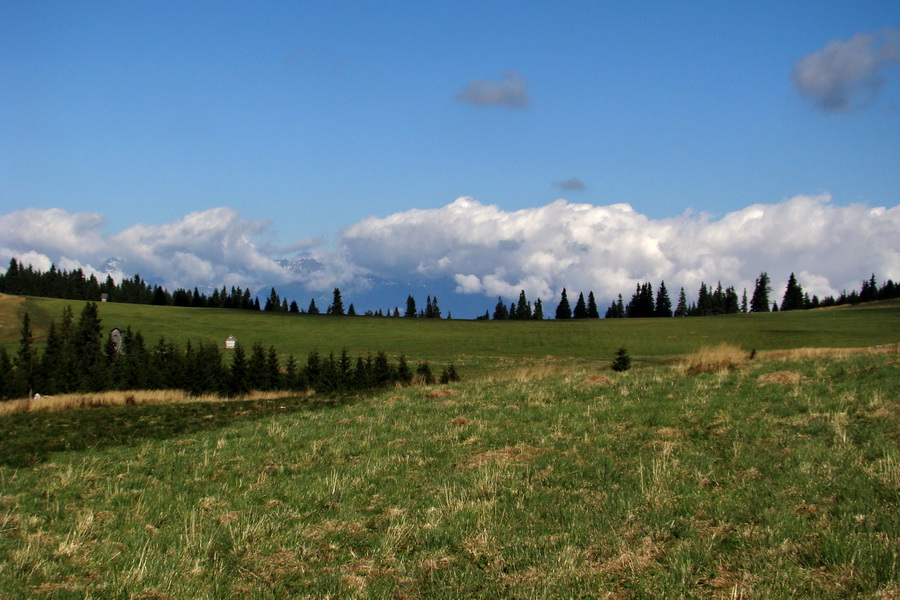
<box><xmin>1</xmin><ymin>2</ymin><xmax>899</xmax><ymax>314</ymax></box>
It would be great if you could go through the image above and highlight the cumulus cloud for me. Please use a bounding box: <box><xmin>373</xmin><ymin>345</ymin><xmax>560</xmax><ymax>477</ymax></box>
<box><xmin>3</xmin><ymin>197</ymin><xmax>898</xmax><ymax>311</ymax></box>
<box><xmin>340</xmin><ymin>195</ymin><xmax>900</xmax><ymax>305</ymax></box>
<box><xmin>792</xmin><ymin>28</ymin><xmax>900</xmax><ymax>112</ymax></box>
<box><xmin>554</xmin><ymin>177</ymin><xmax>586</xmax><ymax>191</ymax></box>
<box><xmin>455</xmin><ymin>69</ymin><xmax>531</xmax><ymax>108</ymax></box>
<box><xmin>0</xmin><ymin>207</ymin><xmax>364</xmax><ymax>294</ymax></box>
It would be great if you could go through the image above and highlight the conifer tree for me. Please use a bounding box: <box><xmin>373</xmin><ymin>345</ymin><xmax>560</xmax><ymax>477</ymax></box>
<box><xmin>248</xmin><ymin>342</ymin><xmax>267</xmax><ymax>390</ymax></box>
<box><xmin>555</xmin><ymin>288</ymin><xmax>572</xmax><ymax>319</ymax></box>
<box><xmin>750</xmin><ymin>272</ymin><xmax>771</xmax><ymax>312</ymax></box>
<box><xmin>308</xmin><ymin>298</ymin><xmax>320</xmax><ymax>315</ymax></box>
<box><xmin>266</xmin><ymin>346</ymin><xmax>282</xmax><ymax>390</ymax></box>
<box><xmin>405</xmin><ymin>295</ymin><xmax>417</xmax><ymax>318</ymax></box>
<box><xmin>493</xmin><ymin>297</ymin><xmax>510</xmax><ymax>320</ymax></box>
<box><xmin>15</xmin><ymin>312</ymin><xmax>36</xmax><ymax>397</ymax></box>
<box><xmin>573</xmin><ymin>292</ymin><xmax>588</xmax><ymax>319</ymax></box>
<box><xmin>516</xmin><ymin>290</ymin><xmax>531</xmax><ymax>319</ymax></box>
<box><xmin>780</xmin><ymin>273</ymin><xmax>804</xmax><ymax>311</ymax></box>
<box><xmin>329</xmin><ymin>288</ymin><xmax>345</xmax><ymax>315</ymax></box>
<box><xmin>655</xmin><ymin>281</ymin><xmax>673</xmax><ymax>317</ymax></box>
<box><xmin>75</xmin><ymin>302</ymin><xmax>106</xmax><ymax>391</ymax></box>
<box><xmin>587</xmin><ymin>292</ymin><xmax>600</xmax><ymax>319</ymax></box>
<box><xmin>674</xmin><ymin>287</ymin><xmax>688</xmax><ymax>317</ymax></box>
<box><xmin>0</xmin><ymin>349</ymin><xmax>13</xmax><ymax>399</ymax></box>
<box><xmin>532</xmin><ymin>298</ymin><xmax>544</xmax><ymax>320</ymax></box>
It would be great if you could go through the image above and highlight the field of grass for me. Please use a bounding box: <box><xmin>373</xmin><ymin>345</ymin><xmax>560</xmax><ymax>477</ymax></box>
<box><xmin>2</xmin><ymin>294</ymin><xmax>899</xmax><ymax>377</ymax></box>
<box><xmin>1</xmin><ymin>294</ymin><xmax>898</xmax><ymax>597</ymax></box>
<box><xmin>1</xmin><ymin>348</ymin><xmax>898</xmax><ymax>598</ymax></box>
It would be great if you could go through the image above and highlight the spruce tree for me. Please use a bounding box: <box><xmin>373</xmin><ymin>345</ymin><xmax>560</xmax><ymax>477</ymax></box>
<box><xmin>14</xmin><ymin>312</ymin><xmax>36</xmax><ymax>397</ymax></box>
<box><xmin>532</xmin><ymin>298</ymin><xmax>544</xmax><ymax>320</ymax></box>
<box><xmin>674</xmin><ymin>287</ymin><xmax>688</xmax><ymax>317</ymax></box>
<box><xmin>405</xmin><ymin>295</ymin><xmax>417</xmax><ymax>318</ymax></box>
<box><xmin>655</xmin><ymin>281</ymin><xmax>673</xmax><ymax>317</ymax></box>
<box><xmin>516</xmin><ymin>290</ymin><xmax>531</xmax><ymax>320</ymax></box>
<box><xmin>307</xmin><ymin>298</ymin><xmax>320</xmax><ymax>315</ymax></box>
<box><xmin>329</xmin><ymin>288</ymin><xmax>345</xmax><ymax>315</ymax></box>
<box><xmin>750</xmin><ymin>272</ymin><xmax>771</xmax><ymax>313</ymax></box>
<box><xmin>573</xmin><ymin>292</ymin><xmax>588</xmax><ymax>319</ymax></box>
<box><xmin>493</xmin><ymin>297</ymin><xmax>510</xmax><ymax>320</ymax></box>
<box><xmin>75</xmin><ymin>302</ymin><xmax>106</xmax><ymax>392</ymax></box>
<box><xmin>587</xmin><ymin>292</ymin><xmax>599</xmax><ymax>319</ymax></box>
<box><xmin>555</xmin><ymin>288</ymin><xmax>572</xmax><ymax>319</ymax></box>
<box><xmin>780</xmin><ymin>273</ymin><xmax>804</xmax><ymax>311</ymax></box>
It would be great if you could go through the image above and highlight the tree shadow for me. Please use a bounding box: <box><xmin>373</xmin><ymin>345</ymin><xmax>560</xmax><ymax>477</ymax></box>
<box><xmin>0</xmin><ymin>395</ymin><xmax>347</xmax><ymax>468</ymax></box>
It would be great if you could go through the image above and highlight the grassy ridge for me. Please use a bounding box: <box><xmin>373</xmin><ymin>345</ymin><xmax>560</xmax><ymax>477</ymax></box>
<box><xmin>3</xmin><ymin>294</ymin><xmax>899</xmax><ymax>376</ymax></box>
<box><xmin>0</xmin><ymin>351</ymin><xmax>897</xmax><ymax>598</ymax></box>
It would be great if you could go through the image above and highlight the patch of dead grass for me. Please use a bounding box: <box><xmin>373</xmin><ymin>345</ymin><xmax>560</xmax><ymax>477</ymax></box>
<box><xmin>0</xmin><ymin>389</ymin><xmax>307</xmax><ymax>416</ymax></box>
<box><xmin>582</xmin><ymin>374</ymin><xmax>614</xmax><ymax>386</ymax></box>
<box><xmin>678</xmin><ymin>344</ymin><xmax>749</xmax><ymax>375</ymax></box>
<box><xmin>426</xmin><ymin>389</ymin><xmax>460</xmax><ymax>399</ymax></box>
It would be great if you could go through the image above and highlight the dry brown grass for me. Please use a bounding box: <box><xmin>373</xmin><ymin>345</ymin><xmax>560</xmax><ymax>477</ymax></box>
<box><xmin>582</xmin><ymin>374</ymin><xmax>614</xmax><ymax>387</ymax></box>
<box><xmin>0</xmin><ymin>389</ymin><xmax>305</xmax><ymax>416</ymax></box>
<box><xmin>756</xmin><ymin>344</ymin><xmax>899</xmax><ymax>362</ymax></box>
<box><xmin>678</xmin><ymin>344</ymin><xmax>750</xmax><ymax>375</ymax></box>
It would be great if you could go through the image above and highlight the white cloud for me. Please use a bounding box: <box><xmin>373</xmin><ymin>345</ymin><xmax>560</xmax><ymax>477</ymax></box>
<box><xmin>455</xmin><ymin>69</ymin><xmax>531</xmax><ymax>108</ymax></box>
<box><xmin>792</xmin><ymin>28</ymin><xmax>900</xmax><ymax>112</ymax></box>
<box><xmin>340</xmin><ymin>195</ymin><xmax>900</xmax><ymax>304</ymax></box>
<box><xmin>0</xmin><ymin>207</ymin><xmax>362</xmax><ymax>293</ymax></box>
<box><xmin>2</xmin><ymin>196</ymin><xmax>898</xmax><ymax>310</ymax></box>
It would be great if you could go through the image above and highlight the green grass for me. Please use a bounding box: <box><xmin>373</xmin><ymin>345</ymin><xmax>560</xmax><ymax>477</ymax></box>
<box><xmin>3</xmin><ymin>294</ymin><xmax>899</xmax><ymax>376</ymax></box>
<box><xmin>1</xmin><ymin>351</ymin><xmax>898</xmax><ymax>598</ymax></box>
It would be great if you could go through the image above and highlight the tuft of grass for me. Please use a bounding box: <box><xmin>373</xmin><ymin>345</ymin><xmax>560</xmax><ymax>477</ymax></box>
<box><xmin>679</xmin><ymin>343</ymin><xmax>749</xmax><ymax>375</ymax></box>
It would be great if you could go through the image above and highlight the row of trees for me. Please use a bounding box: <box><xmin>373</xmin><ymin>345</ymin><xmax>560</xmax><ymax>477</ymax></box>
<box><xmin>0</xmin><ymin>259</ymin><xmax>457</xmax><ymax>320</ymax></box>
<box><xmin>0</xmin><ymin>303</ymin><xmax>460</xmax><ymax>401</ymax></box>
<box><xmin>489</xmin><ymin>272</ymin><xmax>898</xmax><ymax>321</ymax></box>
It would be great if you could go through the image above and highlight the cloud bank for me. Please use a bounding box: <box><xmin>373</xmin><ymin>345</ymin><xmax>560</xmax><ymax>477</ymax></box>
<box><xmin>340</xmin><ymin>195</ymin><xmax>899</xmax><ymax>304</ymax></box>
<box><xmin>455</xmin><ymin>69</ymin><xmax>531</xmax><ymax>108</ymax></box>
<box><xmin>2</xmin><ymin>196</ymin><xmax>898</xmax><ymax>311</ymax></box>
<box><xmin>792</xmin><ymin>28</ymin><xmax>900</xmax><ymax>112</ymax></box>
<box><xmin>0</xmin><ymin>207</ymin><xmax>362</xmax><ymax>293</ymax></box>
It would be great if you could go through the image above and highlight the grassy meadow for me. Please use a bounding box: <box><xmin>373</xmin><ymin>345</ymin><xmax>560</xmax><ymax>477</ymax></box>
<box><xmin>0</xmin><ymin>294</ymin><xmax>898</xmax><ymax>598</ymax></box>
<box><xmin>2</xmin><ymin>293</ymin><xmax>899</xmax><ymax>376</ymax></box>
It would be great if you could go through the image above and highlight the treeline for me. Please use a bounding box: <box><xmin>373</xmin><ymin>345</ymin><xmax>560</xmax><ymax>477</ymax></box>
<box><xmin>0</xmin><ymin>303</ymin><xmax>460</xmax><ymax>401</ymax></box>
<box><xmin>0</xmin><ymin>259</ymin><xmax>452</xmax><ymax>319</ymax></box>
<box><xmin>484</xmin><ymin>272</ymin><xmax>898</xmax><ymax>320</ymax></box>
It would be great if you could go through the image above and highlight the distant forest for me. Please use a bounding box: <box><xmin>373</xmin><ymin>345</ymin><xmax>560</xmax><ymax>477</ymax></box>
<box><xmin>0</xmin><ymin>302</ymin><xmax>460</xmax><ymax>401</ymax></box>
<box><xmin>0</xmin><ymin>257</ymin><xmax>897</xmax><ymax>322</ymax></box>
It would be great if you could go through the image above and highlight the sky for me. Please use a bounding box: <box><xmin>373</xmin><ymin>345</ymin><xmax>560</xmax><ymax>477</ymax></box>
<box><xmin>2</xmin><ymin>1</ymin><xmax>899</xmax><ymax>315</ymax></box>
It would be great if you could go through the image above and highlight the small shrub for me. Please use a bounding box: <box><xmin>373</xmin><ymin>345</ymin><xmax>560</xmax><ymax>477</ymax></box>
<box><xmin>611</xmin><ymin>347</ymin><xmax>631</xmax><ymax>372</ymax></box>
<box><xmin>414</xmin><ymin>362</ymin><xmax>435</xmax><ymax>385</ymax></box>
<box><xmin>439</xmin><ymin>363</ymin><xmax>460</xmax><ymax>384</ymax></box>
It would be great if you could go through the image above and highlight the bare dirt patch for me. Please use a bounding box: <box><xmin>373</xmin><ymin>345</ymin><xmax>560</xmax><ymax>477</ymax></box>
<box><xmin>449</xmin><ymin>417</ymin><xmax>472</xmax><ymax>427</ymax></box>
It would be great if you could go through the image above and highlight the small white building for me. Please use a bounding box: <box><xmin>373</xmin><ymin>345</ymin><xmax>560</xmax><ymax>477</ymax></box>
<box><xmin>225</xmin><ymin>335</ymin><xmax>237</xmax><ymax>350</ymax></box>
